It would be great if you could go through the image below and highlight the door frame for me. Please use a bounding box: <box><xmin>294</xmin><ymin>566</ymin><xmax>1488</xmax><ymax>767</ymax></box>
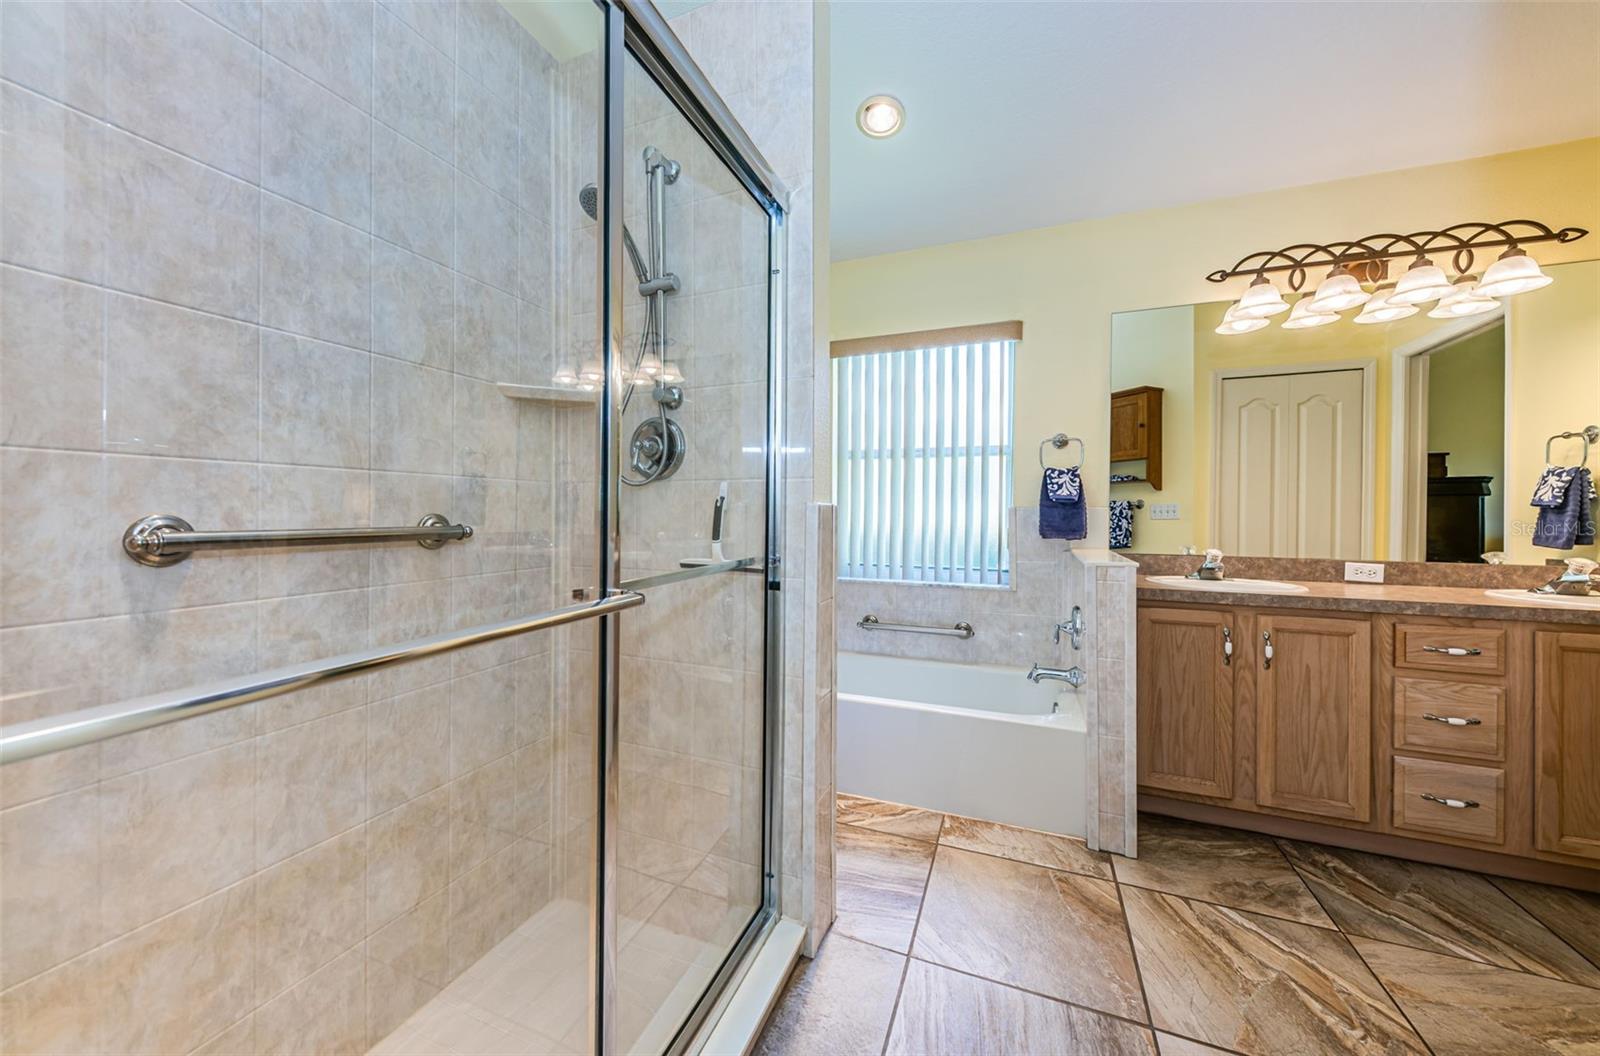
<box><xmin>1386</xmin><ymin>311</ymin><xmax>1506</xmax><ymax>562</ymax></box>
<box><xmin>1208</xmin><ymin>359</ymin><xmax>1378</xmax><ymax>559</ymax></box>
<box><xmin>600</xmin><ymin>4</ymin><xmax>791</xmax><ymax>1053</ymax></box>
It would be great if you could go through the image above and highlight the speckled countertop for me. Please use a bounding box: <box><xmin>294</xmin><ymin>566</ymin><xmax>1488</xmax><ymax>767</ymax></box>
<box><xmin>1136</xmin><ymin>576</ymin><xmax>1600</xmax><ymax>625</ymax></box>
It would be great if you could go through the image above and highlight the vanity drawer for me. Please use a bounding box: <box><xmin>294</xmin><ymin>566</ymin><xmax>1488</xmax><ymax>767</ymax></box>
<box><xmin>1394</xmin><ymin>624</ymin><xmax>1505</xmax><ymax>676</ymax></box>
<box><xmin>1392</xmin><ymin>677</ymin><xmax>1505</xmax><ymax>760</ymax></box>
<box><xmin>1392</xmin><ymin>756</ymin><xmax>1504</xmax><ymax>844</ymax></box>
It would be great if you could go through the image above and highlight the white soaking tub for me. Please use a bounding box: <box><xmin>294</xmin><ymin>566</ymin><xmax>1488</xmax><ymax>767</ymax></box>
<box><xmin>836</xmin><ymin>651</ymin><xmax>1088</xmax><ymax>837</ymax></box>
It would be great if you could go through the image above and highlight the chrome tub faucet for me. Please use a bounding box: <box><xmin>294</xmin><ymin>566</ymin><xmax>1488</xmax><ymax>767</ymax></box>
<box><xmin>1027</xmin><ymin>663</ymin><xmax>1086</xmax><ymax>689</ymax></box>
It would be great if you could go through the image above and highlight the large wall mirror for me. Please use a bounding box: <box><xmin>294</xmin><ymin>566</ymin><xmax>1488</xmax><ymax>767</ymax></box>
<box><xmin>1109</xmin><ymin>259</ymin><xmax>1599</xmax><ymax>566</ymax></box>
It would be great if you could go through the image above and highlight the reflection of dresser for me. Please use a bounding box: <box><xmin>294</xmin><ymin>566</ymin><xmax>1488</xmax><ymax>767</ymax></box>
<box><xmin>1427</xmin><ymin>475</ymin><xmax>1493</xmax><ymax>562</ymax></box>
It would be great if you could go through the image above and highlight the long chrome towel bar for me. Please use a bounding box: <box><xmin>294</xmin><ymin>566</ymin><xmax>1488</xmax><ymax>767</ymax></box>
<box><xmin>857</xmin><ymin>614</ymin><xmax>975</xmax><ymax>639</ymax></box>
<box><xmin>0</xmin><ymin>590</ymin><xmax>644</xmax><ymax>766</ymax></box>
<box><xmin>122</xmin><ymin>513</ymin><xmax>473</xmax><ymax>566</ymax></box>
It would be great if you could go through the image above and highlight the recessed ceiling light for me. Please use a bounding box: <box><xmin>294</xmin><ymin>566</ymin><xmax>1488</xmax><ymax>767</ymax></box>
<box><xmin>856</xmin><ymin>94</ymin><xmax>904</xmax><ymax>138</ymax></box>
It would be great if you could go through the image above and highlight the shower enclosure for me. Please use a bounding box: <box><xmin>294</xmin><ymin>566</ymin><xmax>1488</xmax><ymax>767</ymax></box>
<box><xmin>0</xmin><ymin>2</ymin><xmax>787</xmax><ymax>1054</ymax></box>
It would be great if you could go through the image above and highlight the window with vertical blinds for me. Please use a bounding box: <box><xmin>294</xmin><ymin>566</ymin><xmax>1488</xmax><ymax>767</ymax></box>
<box><xmin>832</xmin><ymin>324</ymin><xmax>1018</xmax><ymax>584</ymax></box>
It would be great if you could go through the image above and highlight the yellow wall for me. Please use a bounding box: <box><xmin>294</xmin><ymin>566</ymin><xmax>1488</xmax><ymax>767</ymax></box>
<box><xmin>1506</xmin><ymin>258</ymin><xmax>1600</xmax><ymax>565</ymax></box>
<box><xmin>1427</xmin><ymin>325</ymin><xmax>1506</xmax><ymax>551</ymax></box>
<box><xmin>830</xmin><ymin>137</ymin><xmax>1600</xmax><ymax>554</ymax></box>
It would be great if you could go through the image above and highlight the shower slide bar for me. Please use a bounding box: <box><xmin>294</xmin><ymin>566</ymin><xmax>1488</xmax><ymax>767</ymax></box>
<box><xmin>122</xmin><ymin>513</ymin><xmax>474</xmax><ymax>567</ymax></box>
<box><xmin>857</xmin><ymin>614</ymin><xmax>976</xmax><ymax>639</ymax></box>
<box><xmin>0</xmin><ymin>590</ymin><xmax>644</xmax><ymax>766</ymax></box>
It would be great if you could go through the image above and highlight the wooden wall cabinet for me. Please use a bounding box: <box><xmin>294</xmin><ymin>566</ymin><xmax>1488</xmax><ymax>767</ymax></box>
<box><xmin>1110</xmin><ymin>386</ymin><xmax>1163</xmax><ymax>490</ymax></box>
<box><xmin>1534</xmin><ymin>632</ymin><xmax>1600</xmax><ymax>860</ymax></box>
<box><xmin>1136</xmin><ymin>599</ymin><xmax>1600</xmax><ymax>886</ymax></box>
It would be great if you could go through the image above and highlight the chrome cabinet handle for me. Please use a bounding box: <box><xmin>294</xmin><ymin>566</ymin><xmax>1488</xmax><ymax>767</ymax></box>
<box><xmin>1420</xmin><ymin>793</ymin><xmax>1480</xmax><ymax>809</ymax></box>
<box><xmin>1222</xmin><ymin>627</ymin><xmax>1232</xmax><ymax>666</ymax></box>
<box><xmin>1422</xmin><ymin>713</ymin><xmax>1482</xmax><ymax>727</ymax></box>
<box><xmin>1422</xmin><ymin>645</ymin><xmax>1482</xmax><ymax>657</ymax></box>
<box><xmin>1261</xmin><ymin>630</ymin><xmax>1273</xmax><ymax>670</ymax></box>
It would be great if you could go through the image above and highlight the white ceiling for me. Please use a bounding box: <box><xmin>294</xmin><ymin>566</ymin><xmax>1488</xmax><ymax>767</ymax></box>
<box><xmin>830</xmin><ymin>1</ymin><xmax>1600</xmax><ymax>261</ymax></box>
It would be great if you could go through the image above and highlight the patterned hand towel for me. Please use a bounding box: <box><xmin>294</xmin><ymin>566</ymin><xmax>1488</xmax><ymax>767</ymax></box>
<box><xmin>1109</xmin><ymin>500</ymin><xmax>1134</xmax><ymax>550</ymax></box>
<box><xmin>1534</xmin><ymin>466</ymin><xmax>1597</xmax><ymax>549</ymax></box>
<box><xmin>1038</xmin><ymin>467</ymin><xmax>1086</xmax><ymax>540</ymax></box>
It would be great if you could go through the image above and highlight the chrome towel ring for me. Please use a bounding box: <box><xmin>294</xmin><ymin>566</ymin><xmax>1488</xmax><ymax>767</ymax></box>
<box><xmin>1545</xmin><ymin>425</ymin><xmax>1599</xmax><ymax>465</ymax></box>
<box><xmin>1039</xmin><ymin>433</ymin><xmax>1084</xmax><ymax>471</ymax></box>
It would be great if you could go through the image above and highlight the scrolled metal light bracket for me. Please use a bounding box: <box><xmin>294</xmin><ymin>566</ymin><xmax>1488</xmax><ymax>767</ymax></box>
<box><xmin>1206</xmin><ymin>220</ymin><xmax>1589</xmax><ymax>291</ymax></box>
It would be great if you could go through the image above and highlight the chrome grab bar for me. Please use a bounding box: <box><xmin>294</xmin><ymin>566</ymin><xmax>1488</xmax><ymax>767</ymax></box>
<box><xmin>122</xmin><ymin>513</ymin><xmax>473</xmax><ymax>567</ymax></box>
<box><xmin>0</xmin><ymin>590</ymin><xmax>644</xmax><ymax>767</ymax></box>
<box><xmin>857</xmin><ymin>614</ymin><xmax>975</xmax><ymax>640</ymax></box>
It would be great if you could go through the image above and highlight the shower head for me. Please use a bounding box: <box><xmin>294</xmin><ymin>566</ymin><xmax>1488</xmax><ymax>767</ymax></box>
<box><xmin>579</xmin><ymin>183</ymin><xmax>649</xmax><ymax>285</ymax></box>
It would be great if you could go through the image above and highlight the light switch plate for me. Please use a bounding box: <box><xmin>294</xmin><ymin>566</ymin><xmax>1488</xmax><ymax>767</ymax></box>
<box><xmin>1344</xmin><ymin>562</ymin><xmax>1385</xmax><ymax>583</ymax></box>
<box><xmin>1149</xmin><ymin>503</ymin><xmax>1180</xmax><ymax>521</ymax></box>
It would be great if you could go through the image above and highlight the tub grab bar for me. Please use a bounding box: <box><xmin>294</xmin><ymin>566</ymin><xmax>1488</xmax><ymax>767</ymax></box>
<box><xmin>857</xmin><ymin>614</ymin><xmax>975</xmax><ymax>639</ymax></box>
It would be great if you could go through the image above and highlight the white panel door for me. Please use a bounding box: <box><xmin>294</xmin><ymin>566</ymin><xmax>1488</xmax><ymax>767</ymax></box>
<box><xmin>1217</xmin><ymin>369</ymin><xmax>1365</xmax><ymax>558</ymax></box>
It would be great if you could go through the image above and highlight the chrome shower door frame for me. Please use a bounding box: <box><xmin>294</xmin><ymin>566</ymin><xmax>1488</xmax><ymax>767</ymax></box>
<box><xmin>594</xmin><ymin>2</ymin><xmax>791</xmax><ymax>1053</ymax></box>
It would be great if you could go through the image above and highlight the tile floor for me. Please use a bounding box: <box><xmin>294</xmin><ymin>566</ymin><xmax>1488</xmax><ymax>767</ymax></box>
<box><xmin>754</xmin><ymin>795</ymin><xmax>1600</xmax><ymax>1056</ymax></box>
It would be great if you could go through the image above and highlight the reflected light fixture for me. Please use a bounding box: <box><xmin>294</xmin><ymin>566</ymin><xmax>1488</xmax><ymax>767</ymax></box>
<box><xmin>552</xmin><ymin>365</ymin><xmax>578</xmax><ymax>387</ymax></box>
<box><xmin>1280</xmin><ymin>293</ymin><xmax>1339</xmax><ymax>330</ymax></box>
<box><xmin>1235</xmin><ymin>275</ymin><xmax>1290</xmax><ymax>318</ymax></box>
<box><xmin>1215</xmin><ymin>303</ymin><xmax>1268</xmax><ymax>335</ymax></box>
<box><xmin>1390</xmin><ymin>256</ymin><xmax>1453</xmax><ymax>305</ymax></box>
<box><xmin>1305</xmin><ymin>265</ymin><xmax>1372</xmax><ymax>314</ymax></box>
<box><xmin>659</xmin><ymin>362</ymin><xmax>684</xmax><ymax>385</ymax></box>
<box><xmin>1353</xmin><ymin>284</ymin><xmax>1417</xmax><ymax>324</ymax></box>
<box><xmin>856</xmin><ymin>94</ymin><xmax>904</xmax><ymax>138</ymax></box>
<box><xmin>1204</xmin><ymin>220</ymin><xmax>1586</xmax><ymax>335</ymax></box>
<box><xmin>1428</xmin><ymin>278</ymin><xmax>1500</xmax><ymax>318</ymax></box>
<box><xmin>1476</xmin><ymin>248</ymin><xmax>1554</xmax><ymax>297</ymax></box>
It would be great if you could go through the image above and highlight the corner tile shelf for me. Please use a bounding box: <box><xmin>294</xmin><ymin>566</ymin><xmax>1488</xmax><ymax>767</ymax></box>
<box><xmin>496</xmin><ymin>383</ymin><xmax>598</xmax><ymax>405</ymax></box>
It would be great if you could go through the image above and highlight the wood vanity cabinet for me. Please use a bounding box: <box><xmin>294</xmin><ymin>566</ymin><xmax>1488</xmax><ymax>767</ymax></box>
<box><xmin>1136</xmin><ymin>607</ymin><xmax>1235</xmax><ymax>799</ymax></box>
<box><xmin>1109</xmin><ymin>386</ymin><xmax>1163</xmax><ymax>489</ymax></box>
<box><xmin>1254</xmin><ymin>614</ymin><xmax>1372</xmax><ymax>822</ymax></box>
<box><xmin>1534</xmin><ymin>632</ymin><xmax>1600</xmax><ymax>860</ymax></box>
<box><xmin>1137</xmin><ymin>599</ymin><xmax>1600</xmax><ymax>885</ymax></box>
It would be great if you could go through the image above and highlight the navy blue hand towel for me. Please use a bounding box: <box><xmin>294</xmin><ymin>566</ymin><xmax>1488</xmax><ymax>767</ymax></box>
<box><xmin>1534</xmin><ymin>466</ymin><xmax>1597</xmax><ymax>550</ymax></box>
<box><xmin>1039</xmin><ymin>467</ymin><xmax>1086</xmax><ymax>540</ymax></box>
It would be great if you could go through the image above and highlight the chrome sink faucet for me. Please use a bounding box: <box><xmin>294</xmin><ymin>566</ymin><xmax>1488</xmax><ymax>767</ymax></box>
<box><xmin>1027</xmin><ymin>663</ymin><xmax>1086</xmax><ymax>688</ymax></box>
<box><xmin>1539</xmin><ymin>558</ymin><xmax>1599</xmax><ymax>596</ymax></box>
<box><xmin>1187</xmin><ymin>548</ymin><xmax>1226</xmax><ymax>581</ymax></box>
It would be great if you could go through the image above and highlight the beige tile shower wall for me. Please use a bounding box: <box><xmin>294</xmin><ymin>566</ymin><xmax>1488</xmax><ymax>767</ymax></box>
<box><xmin>835</xmin><ymin>506</ymin><xmax>1074</xmax><ymax>670</ymax></box>
<box><xmin>0</xmin><ymin>2</ymin><xmax>583</xmax><ymax>1051</ymax></box>
<box><xmin>668</xmin><ymin>0</ymin><xmax>830</xmax><ymax>945</ymax></box>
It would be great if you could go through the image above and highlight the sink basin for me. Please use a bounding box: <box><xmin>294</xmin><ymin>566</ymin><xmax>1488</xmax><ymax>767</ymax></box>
<box><xmin>1484</xmin><ymin>588</ymin><xmax>1600</xmax><ymax>610</ymax></box>
<box><xmin>1146</xmin><ymin>575</ymin><xmax>1309</xmax><ymax>595</ymax></box>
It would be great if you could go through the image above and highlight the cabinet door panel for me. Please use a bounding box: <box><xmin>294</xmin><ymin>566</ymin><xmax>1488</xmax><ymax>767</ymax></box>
<box><xmin>1257</xmin><ymin>614</ymin><xmax>1372</xmax><ymax>821</ymax></box>
<box><xmin>1535</xmin><ymin>632</ymin><xmax>1600</xmax><ymax>860</ymax></box>
<box><xmin>1137</xmin><ymin>607</ymin><xmax>1234</xmax><ymax>799</ymax></box>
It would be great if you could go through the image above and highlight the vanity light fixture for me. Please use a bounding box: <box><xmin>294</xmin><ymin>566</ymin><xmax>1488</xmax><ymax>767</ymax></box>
<box><xmin>1280</xmin><ymin>293</ymin><xmax>1339</xmax><ymax>329</ymax></box>
<box><xmin>1427</xmin><ymin>277</ymin><xmax>1500</xmax><ymax>318</ymax></box>
<box><xmin>1476</xmin><ymin>247</ymin><xmax>1554</xmax><ymax>297</ymax></box>
<box><xmin>1215</xmin><ymin>303</ymin><xmax>1268</xmax><ymax>335</ymax></box>
<box><xmin>1234</xmin><ymin>275</ymin><xmax>1290</xmax><ymax>318</ymax></box>
<box><xmin>1390</xmin><ymin>257</ymin><xmax>1454</xmax><ymax>305</ymax></box>
<box><xmin>1353</xmin><ymin>284</ymin><xmax>1417</xmax><ymax>324</ymax></box>
<box><xmin>1304</xmin><ymin>265</ymin><xmax>1372</xmax><ymax>314</ymax></box>
<box><xmin>659</xmin><ymin>362</ymin><xmax>684</xmax><ymax>385</ymax></box>
<box><xmin>856</xmin><ymin>94</ymin><xmax>904</xmax><ymax>138</ymax></box>
<box><xmin>1206</xmin><ymin>220</ymin><xmax>1587</xmax><ymax>335</ymax></box>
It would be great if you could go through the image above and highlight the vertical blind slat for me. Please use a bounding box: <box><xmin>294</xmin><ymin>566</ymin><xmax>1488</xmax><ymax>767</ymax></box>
<box><xmin>835</xmin><ymin>341</ymin><xmax>1014</xmax><ymax>584</ymax></box>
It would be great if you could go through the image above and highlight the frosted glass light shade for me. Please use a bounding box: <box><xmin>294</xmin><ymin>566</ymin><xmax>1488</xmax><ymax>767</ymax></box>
<box><xmin>1305</xmin><ymin>266</ymin><xmax>1371</xmax><ymax>313</ymax></box>
<box><xmin>1476</xmin><ymin>250</ymin><xmax>1553</xmax><ymax>297</ymax></box>
<box><xmin>1391</xmin><ymin>258</ymin><xmax>1454</xmax><ymax>305</ymax></box>
<box><xmin>1280</xmin><ymin>294</ymin><xmax>1339</xmax><ymax>329</ymax></box>
<box><xmin>1428</xmin><ymin>278</ymin><xmax>1500</xmax><ymax>318</ymax></box>
<box><xmin>1235</xmin><ymin>275</ymin><xmax>1290</xmax><ymax>318</ymax></box>
<box><xmin>659</xmin><ymin>362</ymin><xmax>684</xmax><ymax>384</ymax></box>
<box><xmin>1353</xmin><ymin>286</ymin><xmax>1418</xmax><ymax>324</ymax></box>
<box><xmin>1215</xmin><ymin>303</ymin><xmax>1268</xmax><ymax>335</ymax></box>
<box><xmin>578</xmin><ymin>358</ymin><xmax>603</xmax><ymax>382</ymax></box>
<box><xmin>552</xmin><ymin>365</ymin><xmax>578</xmax><ymax>386</ymax></box>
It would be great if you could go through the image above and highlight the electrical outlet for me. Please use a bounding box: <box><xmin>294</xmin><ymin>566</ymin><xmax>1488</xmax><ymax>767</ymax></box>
<box><xmin>1344</xmin><ymin>562</ymin><xmax>1385</xmax><ymax>584</ymax></box>
<box><xmin>1149</xmin><ymin>503</ymin><xmax>1180</xmax><ymax>521</ymax></box>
